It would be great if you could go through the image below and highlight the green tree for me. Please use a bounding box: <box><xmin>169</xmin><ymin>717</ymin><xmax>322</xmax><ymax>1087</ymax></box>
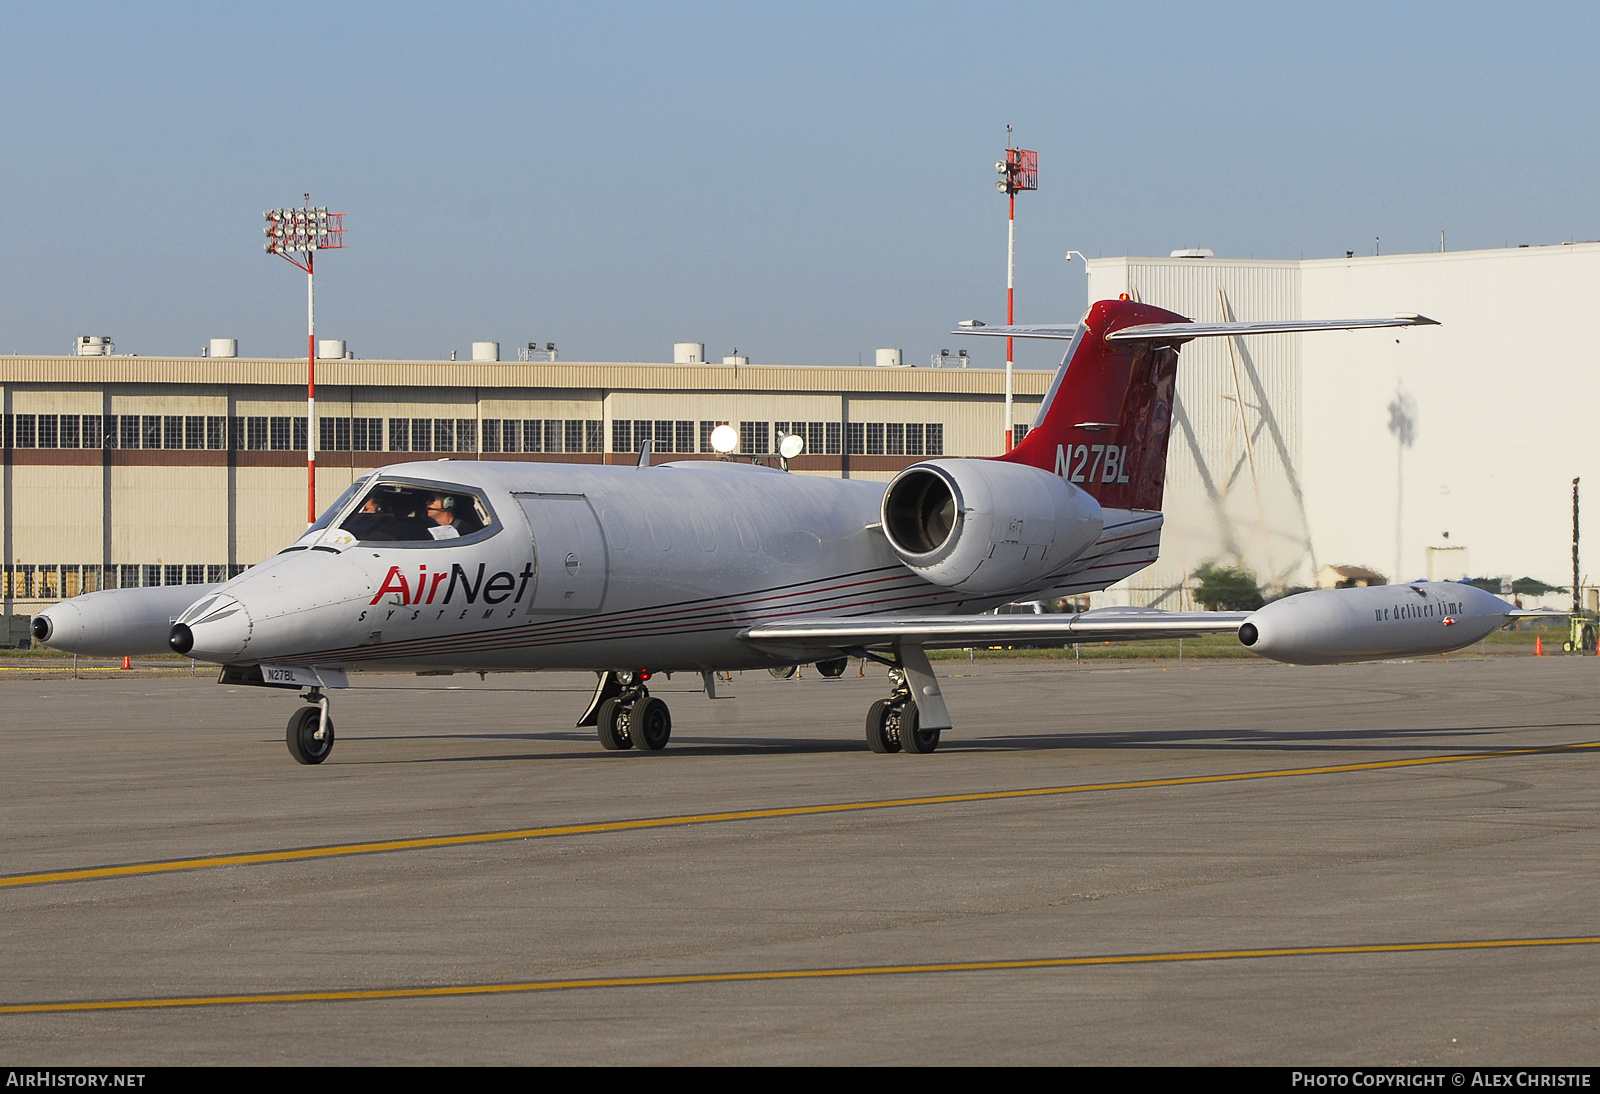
<box><xmin>1192</xmin><ymin>561</ymin><xmax>1265</xmax><ymax>611</ymax></box>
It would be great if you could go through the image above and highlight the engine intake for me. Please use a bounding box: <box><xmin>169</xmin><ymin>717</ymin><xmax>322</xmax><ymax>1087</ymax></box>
<box><xmin>880</xmin><ymin>460</ymin><xmax>1103</xmax><ymax>596</ymax></box>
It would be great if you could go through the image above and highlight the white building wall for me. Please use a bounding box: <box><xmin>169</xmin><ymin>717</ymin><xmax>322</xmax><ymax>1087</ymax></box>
<box><xmin>1300</xmin><ymin>244</ymin><xmax>1600</xmax><ymax>594</ymax></box>
<box><xmin>1086</xmin><ymin>243</ymin><xmax>1600</xmax><ymax>605</ymax></box>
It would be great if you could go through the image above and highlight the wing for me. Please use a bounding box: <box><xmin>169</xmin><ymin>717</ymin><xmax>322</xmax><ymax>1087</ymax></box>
<box><xmin>953</xmin><ymin>314</ymin><xmax>1437</xmax><ymax>343</ymax></box>
<box><xmin>743</xmin><ymin>607</ymin><xmax>1251</xmax><ymax>651</ymax></box>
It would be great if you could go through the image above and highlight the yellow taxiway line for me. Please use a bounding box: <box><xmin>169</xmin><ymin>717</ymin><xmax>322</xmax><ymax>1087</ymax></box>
<box><xmin>5</xmin><ymin>936</ymin><xmax>1598</xmax><ymax>1015</ymax></box>
<box><xmin>3</xmin><ymin>738</ymin><xmax>1597</xmax><ymax>891</ymax></box>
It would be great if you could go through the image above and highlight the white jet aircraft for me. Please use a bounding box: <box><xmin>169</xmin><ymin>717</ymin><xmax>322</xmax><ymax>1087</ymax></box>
<box><xmin>41</xmin><ymin>299</ymin><xmax>1492</xmax><ymax>764</ymax></box>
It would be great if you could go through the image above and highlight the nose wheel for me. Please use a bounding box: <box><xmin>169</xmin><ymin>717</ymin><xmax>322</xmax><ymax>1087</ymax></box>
<box><xmin>286</xmin><ymin>689</ymin><xmax>335</xmax><ymax>765</ymax></box>
<box><xmin>593</xmin><ymin>672</ymin><xmax>672</xmax><ymax>752</ymax></box>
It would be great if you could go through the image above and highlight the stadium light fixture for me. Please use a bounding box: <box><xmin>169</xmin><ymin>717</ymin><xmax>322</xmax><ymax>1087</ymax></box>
<box><xmin>264</xmin><ymin>196</ymin><xmax>346</xmax><ymax>525</ymax></box>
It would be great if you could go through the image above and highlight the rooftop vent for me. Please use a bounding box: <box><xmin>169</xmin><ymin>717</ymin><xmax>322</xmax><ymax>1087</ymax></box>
<box><xmin>1169</xmin><ymin>248</ymin><xmax>1214</xmax><ymax>259</ymax></box>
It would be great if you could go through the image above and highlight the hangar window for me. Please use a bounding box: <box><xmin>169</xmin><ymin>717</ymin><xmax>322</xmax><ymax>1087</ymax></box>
<box><xmin>739</xmin><ymin>421</ymin><xmax>769</xmax><ymax>455</ymax></box>
<box><xmin>339</xmin><ymin>481</ymin><xmax>495</xmax><ymax>544</ymax></box>
<box><xmin>351</xmin><ymin>418</ymin><xmax>381</xmax><ymax>451</ymax></box>
<box><xmin>387</xmin><ymin>418</ymin><xmax>409</xmax><ymax>451</ymax></box>
<box><xmin>60</xmin><ymin>415</ymin><xmax>80</xmax><ymax>448</ymax></box>
<box><xmin>163</xmin><ymin>416</ymin><xmax>182</xmax><ymax>449</ymax></box>
<box><xmin>37</xmin><ymin>415</ymin><xmax>58</xmax><ymax>448</ymax></box>
<box><xmin>866</xmin><ymin>423</ymin><xmax>885</xmax><ymax>455</ymax></box>
<box><xmin>268</xmin><ymin>417</ymin><xmax>290</xmax><ymax>450</ymax></box>
<box><xmin>82</xmin><ymin>416</ymin><xmax>102</xmax><ymax>449</ymax></box>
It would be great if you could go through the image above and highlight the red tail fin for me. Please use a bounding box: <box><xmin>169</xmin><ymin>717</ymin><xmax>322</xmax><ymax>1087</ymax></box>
<box><xmin>996</xmin><ymin>298</ymin><xmax>1189</xmax><ymax>511</ymax></box>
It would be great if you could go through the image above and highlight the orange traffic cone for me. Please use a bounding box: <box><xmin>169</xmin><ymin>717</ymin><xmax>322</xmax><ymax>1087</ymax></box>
<box><xmin>120</xmin><ymin>655</ymin><xmax>131</xmax><ymax>670</ymax></box>
<box><xmin>1535</xmin><ymin>636</ymin><xmax>1543</xmax><ymax>657</ymax></box>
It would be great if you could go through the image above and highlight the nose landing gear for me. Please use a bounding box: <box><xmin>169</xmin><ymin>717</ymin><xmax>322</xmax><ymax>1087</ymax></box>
<box><xmin>590</xmin><ymin>671</ymin><xmax>672</xmax><ymax>752</ymax></box>
<box><xmin>286</xmin><ymin>688</ymin><xmax>334</xmax><ymax>765</ymax></box>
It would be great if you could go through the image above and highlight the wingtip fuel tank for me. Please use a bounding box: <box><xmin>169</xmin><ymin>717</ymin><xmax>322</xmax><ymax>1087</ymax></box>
<box><xmin>1237</xmin><ymin>581</ymin><xmax>1535</xmax><ymax>665</ymax></box>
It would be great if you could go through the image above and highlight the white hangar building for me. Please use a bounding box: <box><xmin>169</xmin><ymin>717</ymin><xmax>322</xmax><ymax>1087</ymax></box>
<box><xmin>1083</xmin><ymin>242</ymin><xmax>1600</xmax><ymax>607</ymax></box>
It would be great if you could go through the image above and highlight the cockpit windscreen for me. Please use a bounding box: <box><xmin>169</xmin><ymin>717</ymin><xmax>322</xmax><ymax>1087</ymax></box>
<box><xmin>339</xmin><ymin>483</ymin><xmax>491</xmax><ymax>542</ymax></box>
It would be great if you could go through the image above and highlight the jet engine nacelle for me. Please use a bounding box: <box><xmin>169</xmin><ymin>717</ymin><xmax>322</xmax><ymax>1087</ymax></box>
<box><xmin>880</xmin><ymin>459</ymin><xmax>1103</xmax><ymax>595</ymax></box>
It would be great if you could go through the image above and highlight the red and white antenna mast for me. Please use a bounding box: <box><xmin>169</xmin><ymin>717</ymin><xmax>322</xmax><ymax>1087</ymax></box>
<box><xmin>264</xmin><ymin>196</ymin><xmax>346</xmax><ymax>525</ymax></box>
<box><xmin>995</xmin><ymin>128</ymin><xmax>1038</xmax><ymax>451</ymax></box>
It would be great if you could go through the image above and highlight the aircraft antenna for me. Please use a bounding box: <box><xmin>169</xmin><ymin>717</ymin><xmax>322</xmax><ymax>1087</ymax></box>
<box><xmin>995</xmin><ymin>129</ymin><xmax>1038</xmax><ymax>451</ymax></box>
<box><xmin>264</xmin><ymin>197</ymin><xmax>347</xmax><ymax>525</ymax></box>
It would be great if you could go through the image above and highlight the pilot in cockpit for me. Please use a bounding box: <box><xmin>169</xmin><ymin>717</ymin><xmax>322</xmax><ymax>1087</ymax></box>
<box><xmin>426</xmin><ymin>494</ymin><xmax>462</xmax><ymax>539</ymax></box>
<box><xmin>340</xmin><ymin>483</ymin><xmax>484</xmax><ymax>542</ymax></box>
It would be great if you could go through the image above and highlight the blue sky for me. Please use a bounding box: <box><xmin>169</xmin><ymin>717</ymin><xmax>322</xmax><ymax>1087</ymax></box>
<box><xmin>1</xmin><ymin>2</ymin><xmax>1593</xmax><ymax>367</ymax></box>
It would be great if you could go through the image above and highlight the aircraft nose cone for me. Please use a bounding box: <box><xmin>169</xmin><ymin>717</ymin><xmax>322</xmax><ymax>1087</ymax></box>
<box><xmin>179</xmin><ymin>595</ymin><xmax>253</xmax><ymax>662</ymax></box>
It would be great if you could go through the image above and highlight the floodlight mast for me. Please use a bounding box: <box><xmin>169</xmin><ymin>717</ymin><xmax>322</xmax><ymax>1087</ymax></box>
<box><xmin>264</xmin><ymin>197</ymin><xmax>346</xmax><ymax>525</ymax></box>
<box><xmin>995</xmin><ymin>129</ymin><xmax>1038</xmax><ymax>451</ymax></box>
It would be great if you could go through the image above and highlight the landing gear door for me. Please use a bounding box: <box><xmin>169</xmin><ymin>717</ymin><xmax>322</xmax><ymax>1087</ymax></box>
<box><xmin>513</xmin><ymin>493</ymin><xmax>609</xmax><ymax>612</ymax></box>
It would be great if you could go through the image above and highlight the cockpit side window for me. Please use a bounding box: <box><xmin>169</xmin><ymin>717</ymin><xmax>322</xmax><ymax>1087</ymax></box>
<box><xmin>340</xmin><ymin>483</ymin><xmax>493</xmax><ymax>543</ymax></box>
<box><xmin>307</xmin><ymin>476</ymin><xmax>373</xmax><ymax>535</ymax></box>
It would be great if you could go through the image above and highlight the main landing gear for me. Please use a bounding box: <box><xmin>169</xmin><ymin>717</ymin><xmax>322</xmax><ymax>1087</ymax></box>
<box><xmin>286</xmin><ymin>688</ymin><xmax>335</xmax><ymax>765</ymax></box>
<box><xmin>581</xmin><ymin>670</ymin><xmax>672</xmax><ymax>752</ymax></box>
<box><xmin>862</xmin><ymin>646</ymin><xmax>950</xmax><ymax>755</ymax></box>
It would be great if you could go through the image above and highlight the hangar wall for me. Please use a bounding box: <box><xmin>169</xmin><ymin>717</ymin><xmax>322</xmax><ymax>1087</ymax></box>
<box><xmin>1089</xmin><ymin>242</ymin><xmax>1600</xmax><ymax>607</ymax></box>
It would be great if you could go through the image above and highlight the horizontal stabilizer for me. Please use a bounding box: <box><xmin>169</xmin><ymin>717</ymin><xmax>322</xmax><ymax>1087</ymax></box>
<box><xmin>954</xmin><ymin>314</ymin><xmax>1438</xmax><ymax>343</ymax></box>
<box><xmin>744</xmin><ymin>607</ymin><xmax>1250</xmax><ymax>650</ymax></box>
